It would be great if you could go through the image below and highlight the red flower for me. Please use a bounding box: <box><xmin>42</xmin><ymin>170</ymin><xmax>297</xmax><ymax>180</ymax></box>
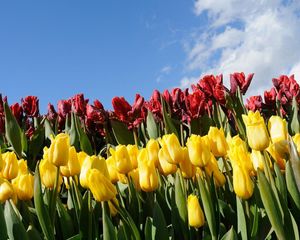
<box><xmin>272</xmin><ymin>75</ymin><xmax>300</xmax><ymax>104</ymax></box>
<box><xmin>112</xmin><ymin>97</ymin><xmax>132</xmax><ymax>123</ymax></box>
<box><xmin>57</xmin><ymin>100</ymin><xmax>72</xmax><ymax>119</ymax></box>
<box><xmin>185</xmin><ymin>90</ymin><xmax>206</xmax><ymax>121</ymax></box>
<box><xmin>85</xmin><ymin>100</ymin><xmax>107</xmax><ymax>136</ymax></box>
<box><xmin>264</xmin><ymin>88</ymin><xmax>277</xmax><ymax>105</ymax></box>
<box><xmin>47</xmin><ymin>103</ymin><xmax>58</xmax><ymax>122</ymax></box>
<box><xmin>145</xmin><ymin>90</ymin><xmax>162</xmax><ymax>121</ymax></box>
<box><xmin>21</xmin><ymin>96</ymin><xmax>39</xmax><ymax>117</ymax></box>
<box><xmin>10</xmin><ymin>103</ymin><xmax>23</xmax><ymax>124</ymax></box>
<box><xmin>246</xmin><ymin>96</ymin><xmax>263</xmax><ymax>112</ymax></box>
<box><xmin>230</xmin><ymin>72</ymin><xmax>254</xmax><ymax>95</ymax></box>
<box><xmin>71</xmin><ymin>94</ymin><xmax>88</xmax><ymax>116</ymax></box>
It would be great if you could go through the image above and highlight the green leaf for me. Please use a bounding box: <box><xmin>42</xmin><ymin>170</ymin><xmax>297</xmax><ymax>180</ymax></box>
<box><xmin>0</xmin><ymin>203</ymin><xmax>8</xmax><ymax>240</ymax></box>
<box><xmin>153</xmin><ymin>202</ymin><xmax>169</xmax><ymax>240</ymax></box>
<box><xmin>75</xmin><ymin>115</ymin><xmax>93</xmax><ymax>155</ymax></box>
<box><xmin>289</xmin><ymin>97</ymin><xmax>300</xmax><ymax>135</ymax></box>
<box><xmin>66</xmin><ymin>234</ymin><xmax>82</xmax><ymax>240</ymax></box>
<box><xmin>144</xmin><ymin>217</ymin><xmax>154</xmax><ymax>240</ymax></box>
<box><xmin>44</xmin><ymin>119</ymin><xmax>54</xmax><ymax>140</ymax></box>
<box><xmin>110</xmin><ymin>119</ymin><xmax>134</xmax><ymax>145</ymax></box>
<box><xmin>21</xmin><ymin>129</ymin><xmax>28</xmax><ymax>153</ymax></box>
<box><xmin>34</xmin><ymin>164</ymin><xmax>55</xmax><ymax>240</ymax></box>
<box><xmin>103</xmin><ymin>202</ymin><xmax>117</xmax><ymax>240</ymax></box>
<box><xmin>146</xmin><ymin>110</ymin><xmax>159</xmax><ymax>139</ymax></box>
<box><xmin>274</xmin><ymin>162</ymin><xmax>287</xmax><ymax>205</ymax></box>
<box><xmin>4</xmin><ymin>200</ymin><xmax>29</xmax><ymax>240</ymax></box>
<box><xmin>79</xmin><ymin>191</ymin><xmax>93</xmax><ymax>240</ymax></box>
<box><xmin>56</xmin><ymin>198</ymin><xmax>75</xmax><ymax>239</ymax></box>
<box><xmin>4</xmin><ymin>102</ymin><xmax>22</xmax><ymax>158</ymax></box>
<box><xmin>69</xmin><ymin>112</ymin><xmax>80</xmax><ymax>150</ymax></box>
<box><xmin>29</xmin><ymin>125</ymin><xmax>45</xmax><ymax>160</ymax></box>
<box><xmin>161</xmin><ymin>97</ymin><xmax>179</xmax><ymax>137</ymax></box>
<box><xmin>221</xmin><ymin>226</ymin><xmax>238</xmax><ymax>240</ymax></box>
<box><xmin>236</xmin><ymin>197</ymin><xmax>247</xmax><ymax>240</ymax></box>
<box><xmin>286</xmin><ymin>161</ymin><xmax>300</xmax><ymax>214</ymax></box>
<box><xmin>26</xmin><ymin>225</ymin><xmax>42</xmax><ymax>240</ymax></box>
<box><xmin>289</xmin><ymin>138</ymin><xmax>300</xmax><ymax>192</ymax></box>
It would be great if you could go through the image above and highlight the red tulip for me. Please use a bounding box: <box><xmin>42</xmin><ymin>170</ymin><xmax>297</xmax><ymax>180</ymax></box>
<box><xmin>21</xmin><ymin>96</ymin><xmax>39</xmax><ymax>117</ymax></box>
<box><xmin>264</xmin><ymin>88</ymin><xmax>277</xmax><ymax>105</ymax></box>
<box><xmin>245</xmin><ymin>96</ymin><xmax>263</xmax><ymax>112</ymax></box>
<box><xmin>185</xmin><ymin>90</ymin><xmax>206</xmax><ymax>121</ymax></box>
<box><xmin>57</xmin><ymin>100</ymin><xmax>72</xmax><ymax>119</ymax></box>
<box><xmin>71</xmin><ymin>94</ymin><xmax>88</xmax><ymax>116</ymax></box>
<box><xmin>112</xmin><ymin>97</ymin><xmax>132</xmax><ymax>123</ymax></box>
<box><xmin>47</xmin><ymin>103</ymin><xmax>58</xmax><ymax>122</ymax></box>
<box><xmin>230</xmin><ymin>72</ymin><xmax>254</xmax><ymax>95</ymax></box>
<box><xmin>10</xmin><ymin>103</ymin><xmax>23</xmax><ymax>124</ymax></box>
<box><xmin>145</xmin><ymin>90</ymin><xmax>162</xmax><ymax>121</ymax></box>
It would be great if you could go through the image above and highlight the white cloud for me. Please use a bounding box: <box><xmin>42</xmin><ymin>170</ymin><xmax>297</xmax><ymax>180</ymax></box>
<box><xmin>181</xmin><ymin>0</ymin><xmax>300</xmax><ymax>96</ymax></box>
<box><xmin>156</xmin><ymin>65</ymin><xmax>172</xmax><ymax>82</ymax></box>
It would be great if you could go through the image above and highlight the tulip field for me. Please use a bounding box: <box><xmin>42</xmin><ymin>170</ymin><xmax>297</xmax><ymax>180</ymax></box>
<box><xmin>0</xmin><ymin>73</ymin><xmax>300</xmax><ymax>239</ymax></box>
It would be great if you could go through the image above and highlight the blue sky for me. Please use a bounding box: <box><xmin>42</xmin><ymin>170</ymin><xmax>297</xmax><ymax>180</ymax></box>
<box><xmin>1</xmin><ymin>0</ymin><xmax>300</xmax><ymax>112</ymax></box>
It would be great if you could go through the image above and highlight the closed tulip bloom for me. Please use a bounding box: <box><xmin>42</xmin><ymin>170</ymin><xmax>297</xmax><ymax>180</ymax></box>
<box><xmin>48</xmin><ymin>133</ymin><xmax>70</xmax><ymax>167</ymax></box>
<box><xmin>80</xmin><ymin>155</ymin><xmax>109</xmax><ymax>188</ymax></box>
<box><xmin>208</xmin><ymin>127</ymin><xmax>228</xmax><ymax>157</ymax></box>
<box><xmin>39</xmin><ymin>159</ymin><xmax>62</xmax><ymax>189</ymax></box>
<box><xmin>0</xmin><ymin>178</ymin><xmax>14</xmax><ymax>203</ymax></box>
<box><xmin>293</xmin><ymin>133</ymin><xmax>300</xmax><ymax>155</ymax></box>
<box><xmin>268</xmin><ymin>116</ymin><xmax>287</xmax><ymax>143</ymax></box>
<box><xmin>0</xmin><ymin>152</ymin><xmax>2</xmax><ymax>172</ymax></box>
<box><xmin>146</xmin><ymin>139</ymin><xmax>160</xmax><ymax>167</ymax></box>
<box><xmin>106</xmin><ymin>156</ymin><xmax>119</xmax><ymax>184</ymax></box>
<box><xmin>158</xmin><ymin>146</ymin><xmax>177</xmax><ymax>176</ymax></box>
<box><xmin>187</xmin><ymin>194</ymin><xmax>205</xmax><ymax>228</ymax></box>
<box><xmin>186</xmin><ymin>135</ymin><xmax>210</xmax><ymax>167</ymax></box>
<box><xmin>250</xmin><ymin>150</ymin><xmax>265</xmax><ymax>171</ymax></box>
<box><xmin>232</xmin><ymin>163</ymin><xmax>254</xmax><ymax>199</ymax></box>
<box><xmin>111</xmin><ymin>146</ymin><xmax>133</xmax><ymax>174</ymax></box>
<box><xmin>88</xmin><ymin>169</ymin><xmax>117</xmax><ymax>202</ymax></box>
<box><xmin>227</xmin><ymin>135</ymin><xmax>248</xmax><ymax>153</ymax></box>
<box><xmin>267</xmin><ymin>143</ymin><xmax>286</xmax><ymax>170</ymax></box>
<box><xmin>117</xmin><ymin>173</ymin><xmax>128</xmax><ymax>184</ymax></box>
<box><xmin>61</xmin><ymin>146</ymin><xmax>81</xmax><ymax>177</ymax></box>
<box><xmin>138</xmin><ymin>149</ymin><xmax>159</xmax><ymax>192</ymax></box>
<box><xmin>179</xmin><ymin>147</ymin><xmax>196</xmax><ymax>179</ymax></box>
<box><xmin>128</xmin><ymin>169</ymin><xmax>140</xmax><ymax>190</ymax></box>
<box><xmin>161</xmin><ymin>134</ymin><xmax>183</xmax><ymax>164</ymax></box>
<box><xmin>77</xmin><ymin>151</ymin><xmax>88</xmax><ymax>168</ymax></box>
<box><xmin>242</xmin><ymin>111</ymin><xmax>269</xmax><ymax>151</ymax></box>
<box><xmin>14</xmin><ymin>174</ymin><xmax>34</xmax><ymax>201</ymax></box>
<box><xmin>127</xmin><ymin>145</ymin><xmax>139</xmax><ymax>169</ymax></box>
<box><xmin>17</xmin><ymin>159</ymin><xmax>28</xmax><ymax>176</ymax></box>
<box><xmin>2</xmin><ymin>152</ymin><xmax>18</xmax><ymax>180</ymax></box>
<box><xmin>205</xmin><ymin>154</ymin><xmax>226</xmax><ymax>187</ymax></box>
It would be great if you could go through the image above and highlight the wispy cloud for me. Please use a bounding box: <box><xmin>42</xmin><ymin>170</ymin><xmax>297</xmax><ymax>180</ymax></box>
<box><xmin>180</xmin><ymin>0</ymin><xmax>300</xmax><ymax>96</ymax></box>
<box><xmin>156</xmin><ymin>65</ymin><xmax>172</xmax><ymax>82</ymax></box>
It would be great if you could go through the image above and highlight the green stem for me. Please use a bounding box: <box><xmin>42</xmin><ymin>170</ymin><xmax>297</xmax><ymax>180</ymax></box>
<box><xmin>222</xmin><ymin>157</ymin><xmax>233</xmax><ymax>191</ymax></box>
<box><xmin>49</xmin><ymin>166</ymin><xmax>60</xmax><ymax>225</ymax></box>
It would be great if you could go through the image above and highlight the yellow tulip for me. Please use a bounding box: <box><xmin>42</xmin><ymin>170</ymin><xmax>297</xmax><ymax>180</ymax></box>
<box><xmin>0</xmin><ymin>152</ymin><xmax>2</xmax><ymax>172</ymax></box>
<box><xmin>127</xmin><ymin>145</ymin><xmax>139</xmax><ymax>169</ymax></box>
<box><xmin>242</xmin><ymin>111</ymin><xmax>269</xmax><ymax>151</ymax></box>
<box><xmin>233</xmin><ymin>163</ymin><xmax>254</xmax><ymax>199</ymax></box>
<box><xmin>250</xmin><ymin>150</ymin><xmax>265</xmax><ymax>171</ymax></box>
<box><xmin>138</xmin><ymin>149</ymin><xmax>159</xmax><ymax>192</ymax></box>
<box><xmin>14</xmin><ymin>174</ymin><xmax>34</xmax><ymax>201</ymax></box>
<box><xmin>146</xmin><ymin>139</ymin><xmax>160</xmax><ymax>167</ymax></box>
<box><xmin>106</xmin><ymin>156</ymin><xmax>119</xmax><ymax>184</ymax></box>
<box><xmin>39</xmin><ymin>159</ymin><xmax>62</xmax><ymax>189</ymax></box>
<box><xmin>158</xmin><ymin>147</ymin><xmax>177</xmax><ymax>176</ymax></box>
<box><xmin>61</xmin><ymin>146</ymin><xmax>81</xmax><ymax>177</ymax></box>
<box><xmin>208</xmin><ymin>127</ymin><xmax>228</xmax><ymax>157</ymax></box>
<box><xmin>2</xmin><ymin>152</ymin><xmax>18</xmax><ymax>180</ymax></box>
<box><xmin>48</xmin><ymin>133</ymin><xmax>70</xmax><ymax>167</ymax></box>
<box><xmin>204</xmin><ymin>154</ymin><xmax>226</xmax><ymax>187</ymax></box>
<box><xmin>179</xmin><ymin>147</ymin><xmax>196</xmax><ymax>179</ymax></box>
<box><xmin>108</xmin><ymin>198</ymin><xmax>119</xmax><ymax>216</ymax></box>
<box><xmin>0</xmin><ymin>178</ymin><xmax>14</xmax><ymax>203</ymax></box>
<box><xmin>267</xmin><ymin>143</ymin><xmax>286</xmax><ymax>170</ymax></box>
<box><xmin>77</xmin><ymin>151</ymin><xmax>88</xmax><ymax>168</ymax></box>
<box><xmin>110</xmin><ymin>146</ymin><xmax>133</xmax><ymax>174</ymax></box>
<box><xmin>128</xmin><ymin>169</ymin><xmax>140</xmax><ymax>191</ymax></box>
<box><xmin>187</xmin><ymin>194</ymin><xmax>205</xmax><ymax>228</ymax></box>
<box><xmin>186</xmin><ymin>135</ymin><xmax>210</xmax><ymax>167</ymax></box>
<box><xmin>268</xmin><ymin>116</ymin><xmax>287</xmax><ymax>143</ymax></box>
<box><xmin>80</xmin><ymin>155</ymin><xmax>109</xmax><ymax>188</ymax></box>
<box><xmin>293</xmin><ymin>133</ymin><xmax>300</xmax><ymax>155</ymax></box>
<box><xmin>17</xmin><ymin>159</ymin><xmax>28</xmax><ymax>176</ymax></box>
<box><xmin>161</xmin><ymin>134</ymin><xmax>182</xmax><ymax>164</ymax></box>
<box><xmin>88</xmin><ymin>169</ymin><xmax>117</xmax><ymax>202</ymax></box>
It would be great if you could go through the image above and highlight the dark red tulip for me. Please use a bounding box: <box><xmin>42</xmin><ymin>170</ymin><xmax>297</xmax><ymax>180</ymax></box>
<box><xmin>10</xmin><ymin>103</ymin><xmax>23</xmax><ymax>124</ymax></box>
<box><xmin>230</xmin><ymin>72</ymin><xmax>254</xmax><ymax>95</ymax></box>
<box><xmin>112</xmin><ymin>97</ymin><xmax>132</xmax><ymax>123</ymax></box>
<box><xmin>264</xmin><ymin>88</ymin><xmax>277</xmax><ymax>105</ymax></box>
<box><xmin>57</xmin><ymin>100</ymin><xmax>72</xmax><ymax>119</ymax></box>
<box><xmin>47</xmin><ymin>103</ymin><xmax>58</xmax><ymax>122</ymax></box>
<box><xmin>72</xmin><ymin>94</ymin><xmax>88</xmax><ymax>116</ymax></box>
<box><xmin>145</xmin><ymin>90</ymin><xmax>162</xmax><ymax>121</ymax></box>
<box><xmin>185</xmin><ymin>90</ymin><xmax>206</xmax><ymax>121</ymax></box>
<box><xmin>21</xmin><ymin>96</ymin><xmax>39</xmax><ymax>117</ymax></box>
<box><xmin>246</xmin><ymin>96</ymin><xmax>263</xmax><ymax>112</ymax></box>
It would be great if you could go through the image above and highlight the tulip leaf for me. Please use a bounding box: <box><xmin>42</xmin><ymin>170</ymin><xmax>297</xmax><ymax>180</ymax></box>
<box><xmin>44</xmin><ymin>118</ymin><xmax>54</xmax><ymax>140</ymax></box>
<box><xmin>221</xmin><ymin>226</ymin><xmax>238</xmax><ymax>240</ymax></box>
<box><xmin>79</xmin><ymin>191</ymin><xmax>93</xmax><ymax>240</ymax></box>
<box><xmin>21</xmin><ymin>129</ymin><xmax>28</xmax><ymax>153</ymax></box>
<box><xmin>146</xmin><ymin>110</ymin><xmax>159</xmax><ymax>139</ymax></box>
<box><xmin>274</xmin><ymin>162</ymin><xmax>287</xmax><ymax>205</ymax></box>
<box><xmin>153</xmin><ymin>202</ymin><xmax>169</xmax><ymax>240</ymax></box>
<box><xmin>144</xmin><ymin>217</ymin><xmax>154</xmax><ymax>240</ymax></box>
<box><xmin>289</xmin><ymin>138</ymin><xmax>300</xmax><ymax>192</ymax></box>
<box><xmin>28</xmin><ymin>125</ymin><xmax>45</xmax><ymax>165</ymax></box>
<box><xmin>236</xmin><ymin>197</ymin><xmax>247</xmax><ymax>240</ymax></box>
<box><xmin>74</xmin><ymin>115</ymin><xmax>93</xmax><ymax>155</ymax></box>
<box><xmin>26</xmin><ymin>225</ymin><xmax>43</xmax><ymax>240</ymax></box>
<box><xmin>68</xmin><ymin>112</ymin><xmax>80</xmax><ymax>150</ymax></box>
<box><xmin>110</xmin><ymin>119</ymin><xmax>135</xmax><ymax>145</ymax></box>
<box><xmin>161</xmin><ymin>97</ymin><xmax>179</xmax><ymax>137</ymax></box>
<box><xmin>4</xmin><ymin>200</ymin><xmax>29</xmax><ymax>240</ymax></box>
<box><xmin>102</xmin><ymin>202</ymin><xmax>117</xmax><ymax>240</ymax></box>
<box><xmin>4</xmin><ymin>102</ymin><xmax>22</xmax><ymax>158</ymax></box>
<box><xmin>66</xmin><ymin>234</ymin><xmax>82</xmax><ymax>240</ymax></box>
<box><xmin>286</xmin><ymin>161</ymin><xmax>300</xmax><ymax>214</ymax></box>
<box><xmin>56</xmin><ymin>198</ymin><xmax>75</xmax><ymax>239</ymax></box>
<box><xmin>0</xmin><ymin>203</ymin><xmax>8</xmax><ymax>240</ymax></box>
<box><xmin>289</xmin><ymin>97</ymin><xmax>300</xmax><ymax>135</ymax></box>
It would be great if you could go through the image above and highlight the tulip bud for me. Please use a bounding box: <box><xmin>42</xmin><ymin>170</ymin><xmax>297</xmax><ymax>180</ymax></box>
<box><xmin>39</xmin><ymin>159</ymin><xmax>62</xmax><ymax>189</ymax></box>
<box><xmin>2</xmin><ymin>152</ymin><xmax>18</xmax><ymax>180</ymax></box>
<box><xmin>250</xmin><ymin>150</ymin><xmax>265</xmax><ymax>171</ymax></box>
<box><xmin>267</xmin><ymin>143</ymin><xmax>286</xmax><ymax>170</ymax></box>
<box><xmin>204</xmin><ymin>154</ymin><xmax>226</xmax><ymax>187</ymax></box>
<box><xmin>186</xmin><ymin>135</ymin><xmax>210</xmax><ymax>167</ymax></box>
<box><xmin>88</xmin><ymin>169</ymin><xmax>117</xmax><ymax>202</ymax></box>
<box><xmin>128</xmin><ymin>169</ymin><xmax>140</xmax><ymax>191</ymax></box>
<box><xmin>127</xmin><ymin>145</ymin><xmax>139</xmax><ymax>169</ymax></box>
<box><xmin>60</xmin><ymin>146</ymin><xmax>81</xmax><ymax>177</ymax></box>
<box><xmin>138</xmin><ymin>149</ymin><xmax>159</xmax><ymax>192</ymax></box>
<box><xmin>0</xmin><ymin>152</ymin><xmax>2</xmax><ymax>172</ymax></box>
<box><xmin>208</xmin><ymin>127</ymin><xmax>228</xmax><ymax>157</ymax></box>
<box><xmin>232</xmin><ymin>163</ymin><xmax>254</xmax><ymax>199</ymax></box>
<box><xmin>187</xmin><ymin>194</ymin><xmax>205</xmax><ymax>228</ymax></box>
<box><xmin>161</xmin><ymin>134</ymin><xmax>182</xmax><ymax>164</ymax></box>
<box><xmin>179</xmin><ymin>147</ymin><xmax>196</xmax><ymax>179</ymax></box>
<box><xmin>293</xmin><ymin>133</ymin><xmax>300</xmax><ymax>155</ymax></box>
<box><xmin>158</xmin><ymin>147</ymin><xmax>177</xmax><ymax>176</ymax></box>
<box><xmin>0</xmin><ymin>178</ymin><xmax>14</xmax><ymax>203</ymax></box>
<box><xmin>146</xmin><ymin>139</ymin><xmax>160</xmax><ymax>167</ymax></box>
<box><xmin>268</xmin><ymin>116</ymin><xmax>287</xmax><ymax>143</ymax></box>
<box><xmin>48</xmin><ymin>133</ymin><xmax>70</xmax><ymax>167</ymax></box>
<box><xmin>106</xmin><ymin>156</ymin><xmax>119</xmax><ymax>184</ymax></box>
<box><xmin>77</xmin><ymin>151</ymin><xmax>88</xmax><ymax>168</ymax></box>
<box><xmin>110</xmin><ymin>146</ymin><xmax>133</xmax><ymax>174</ymax></box>
<box><xmin>14</xmin><ymin>174</ymin><xmax>34</xmax><ymax>201</ymax></box>
<box><xmin>242</xmin><ymin>111</ymin><xmax>269</xmax><ymax>151</ymax></box>
<box><xmin>17</xmin><ymin>159</ymin><xmax>28</xmax><ymax>176</ymax></box>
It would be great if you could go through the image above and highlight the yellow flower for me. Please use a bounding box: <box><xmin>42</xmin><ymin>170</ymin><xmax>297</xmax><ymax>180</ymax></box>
<box><xmin>80</xmin><ymin>155</ymin><xmax>109</xmax><ymax>188</ymax></box>
<box><xmin>250</xmin><ymin>150</ymin><xmax>265</xmax><ymax>171</ymax></box>
<box><xmin>2</xmin><ymin>152</ymin><xmax>18</xmax><ymax>180</ymax></box>
<box><xmin>208</xmin><ymin>127</ymin><xmax>228</xmax><ymax>157</ymax></box>
<box><xmin>146</xmin><ymin>139</ymin><xmax>160</xmax><ymax>167</ymax></box>
<box><xmin>267</xmin><ymin>143</ymin><xmax>286</xmax><ymax>170</ymax></box>
<box><xmin>0</xmin><ymin>178</ymin><xmax>14</xmax><ymax>203</ymax></box>
<box><xmin>60</xmin><ymin>146</ymin><xmax>81</xmax><ymax>177</ymax></box>
<box><xmin>187</xmin><ymin>194</ymin><xmax>205</xmax><ymax>228</ymax></box>
<box><xmin>138</xmin><ymin>149</ymin><xmax>159</xmax><ymax>192</ymax></box>
<box><xmin>48</xmin><ymin>133</ymin><xmax>70</xmax><ymax>167</ymax></box>
<box><xmin>204</xmin><ymin>154</ymin><xmax>226</xmax><ymax>187</ymax></box>
<box><xmin>232</xmin><ymin>163</ymin><xmax>254</xmax><ymax>199</ymax></box>
<box><xmin>127</xmin><ymin>145</ymin><xmax>139</xmax><ymax>169</ymax></box>
<box><xmin>268</xmin><ymin>116</ymin><xmax>287</xmax><ymax>143</ymax></box>
<box><xmin>108</xmin><ymin>198</ymin><xmax>119</xmax><ymax>216</ymax></box>
<box><xmin>110</xmin><ymin>146</ymin><xmax>133</xmax><ymax>174</ymax></box>
<box><xmin>13</xmin><ymin>174</ymin><xmax>34</xmax><ymax>201</ymax></box>
<box><xmin>158</xmin><ymin>147</ymin><xmax>177</xmax><ymax>176</ymax></box>
<box><xmin>128</xmin><ymin>169</ymin><xmax>140</xmax><ymax>191</ymax></box>
<box><xmin>17</xmin><ymin>159</ymin><xmax>28</xmax><ymax>176</ymax></box>
<box><xmin>293</xmin><ymin>133</ymin><xmax>300</xmax><ymax>155</ymax></box>
<box><xmin>88</xmin><ymin>169</ymin><xmax>117</xmax><ymax>202</ymax></box>
<box><xmin>39</xmin><ymin>159</ymin><xmax>62</xmax><ymax>189</ymax></box>
<box><xmin>242</xmin><ymin>111</ymin><xmax>269</xmax><ymax>151</ymax></box>
<box><xmin>0</xmin><ymin>152</ymin><xmax>2</xmax><ymax>172</ymax></box>
<box><xmin>161</xmin><ymin>134</ymin><xmax>183</xmax><ymax>164</ymax></box>
<box><xmin>186</xmin><ymin>135</ymin><xmax>210</xmax><ymax>167</ymax></box>
<box><xmin>106</xmin><ymin>156</ymin><xmax>119</xmax><ymax>184</ymax></box>
<box><xmin>77</xmin><ymin>151</ymin><xmax>88</xmax><ymax>168</ymax></box>
<box><xmin>179</xmin><ymin>147</ymin><xmax>196</xmax><ymax>179</ymax></box>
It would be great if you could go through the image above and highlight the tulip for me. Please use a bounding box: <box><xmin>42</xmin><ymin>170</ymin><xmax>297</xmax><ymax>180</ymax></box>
<box><xmin>110</xmin><ymin>146</ymin><xmax>133</xmax><ymax>174</ymax></box>
<box><xmin>80</xmin><ymin>155</ymin><xmax>109</xmax><ymax>188</ymax></box>
<box><xmin>2</xmin><ymin>152</ymin><xmax>18</xmax><ymax>180</ymax></box>
<box><xmin>88</xmin><ymin>169</ymin><xmax>117</xmax><ymax>202</ymax></box>
<box><xmin>208</xmin><ymin>127</ymin><xmax>228</xmax><ymax>157</ymax></box>
<box><xmin>293</xmin><ymin>133</ymin><xmax>300</xmax><ymax>155</ymax></box>
<box><xmin>268</xmin><ymin>116</ymin><xmax>287</xmax><ymax>143</ymax></box>
<box><xmin>0</xmin><ymin>152</ymin><xmax>2</xmax><ymax>172</ymax></box>
<box><xmin>21</xmin><ymin>96</ymin><xmax>39</xmax><ymax>117</ymax></box>
<box><xmin>48</xmin><ymin>133</ymin><xmax>70</xmax><ymax>167</ymax></box>
<box><xmin>138</xmin><ymin>149</ymin><xmax>159</xmax><ymax>192</ymax></box>
<box><xmin>267</xmin><ymin>143</ymin><xmax>286</xmax><ymax>170</ymax></box>
<box><xmin>232</xmin><ymin>163</ymin><xmax>254</xmax><ymax>199</ymax></box>
<box><xmin>77</xmin><ymin>151</ymin><xmax>88</xmax><ymax>168</ymax></box>
<box><xmin>242</xmin><ymin>111</ymin><xmax>269</xmax><ymax>151</ymax></box>
<box><xmin>230</xmin><ymin>72</ymin><xmax>254</xmax><ymax>95</ymax></box>
<box><xmin>146</xmin><ymin>139</ymin><xmax>160</xmax><ymax>167</ymax></box>
<box><xmin>158</xmin><ymin>147</ymin><xmax>177</xmax><ymax>176</ymax></box>
<box><xmin>14</xmin><ymin>174</ymin><xmax>34</xmax><ymax>201</ymax></box>
<box><xmin>250</xmin><ymin>150</ymin><xmax>265</xmax><ymax>171</ymax></box>
<box><xmin>127</xmin><ymin>145</ymin><xmax>139</xmax><ymax>169</ymax></box>
<box><xmin>39</xmin><ymin>159</ymin><xmax>62</xmax><ymax>189</ymax></box>
<box><xmin>17</xmin><ymin>159</ymin><xmax>28</xmax><ymax>176</ymax></box>
<box><xmin>187</xmin><ymin>194</ymin><xmax>205</xmax><ymax>228</ymax></box>
<box><xmin>161</xmin><ymin>134</ymin><xmax>182</xmax><ymax>164</ymax></box>
<box><xmin>108</xmin><ymin>198</ymin><xmax>119</xmax><ymax>216</ymax></box>
<box><xmin>106</xmin><ymin>156</ymin><xmax>119</xmax><ymax>184</ymax></box>
<box><xmin>179</xmin><ymin>147</ymin><xmax>196</xmax><ymax>179</ymax></box>
<box><xmin>128</xmin><ymin>169</ymin><xmax>140</xmax><ymax>191</ymax></box>
<box><xmin>60</xmin><ymin>146</ymin><xmax>81</xmax><ymax>177</ymax></box>
<box><xmin>204</xmin><ymin>154</ymin><xmax>226</xmax><ymax>187</ymax></box>
<box><xmin>0</xmin><ymin>178</ymin><xmax>14</xmax><ymax>203</ymax></box>
<box><xmin>186</xmin><ymin>135</ymin><xmax>210</xmax><ymax>167</ymax></box>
